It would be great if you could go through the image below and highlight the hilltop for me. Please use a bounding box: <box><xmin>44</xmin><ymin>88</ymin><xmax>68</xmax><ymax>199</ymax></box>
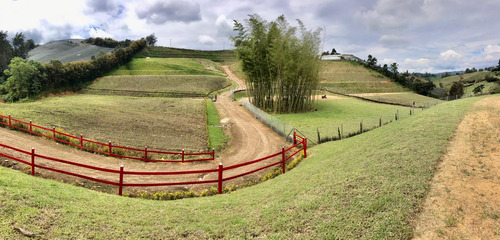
<box><xmin>28</xmin><ymin>39</ymin><xmax>114</xmax><ymax>63</ymax></box>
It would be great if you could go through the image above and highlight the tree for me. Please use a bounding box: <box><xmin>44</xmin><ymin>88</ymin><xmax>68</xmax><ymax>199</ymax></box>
<box><xmin>449</xmin><ymin>81</ymin><xmax>464</xmax><ymax>97</ymax></box>
<box><xmin>366</xmin><ymin>55</ymin><xmax>378</xmax><ymax>68</ymax></box>
<box><xmin>12</xmin><ymin>32</ymin><xmax>28</xmax><ymax>59</ymax></box>
<box><xmin>3</xmin><ymin>57</ymin><xmax>46</xmax><ymax>101</ymax></box>
<box><xmin>146</xmin><ymin>33</ymin><xmax>157</xmax><ymax>47</ymax></box>
<box><xmin>232</xmin><ymin>14</ymin><xmax>322</xmax><ymax>113</ymax></box>
<box><xmin>331</xmin><ymin>48</ymin><xmax>337</xmax><ymax>55</ymax></box>
<box><xmin>0</xmin><ymin>31</ymin><xmax>12</xmax><ymax>83</ymax></box>
<box><xmin>390</xmin><ymin>62</ymin><xmax>399</xmax><ymax>81</ymax></box>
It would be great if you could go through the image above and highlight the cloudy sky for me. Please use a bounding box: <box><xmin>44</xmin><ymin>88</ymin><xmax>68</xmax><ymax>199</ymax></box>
<box><xmin>1</xmin><ymin>0</ymin><xmax>500</xmax><ymax>73</ymax></box>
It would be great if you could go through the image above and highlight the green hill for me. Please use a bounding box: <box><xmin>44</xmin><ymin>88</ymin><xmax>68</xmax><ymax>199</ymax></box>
<box><xmin>435</xmin><ymin>71</ymin><xmax>500</xmax><ymax>95</ymax></box>
<box><xmin>135</xmin><ymin>46</ymin><xmax>237</xmax><ymax>64</ymax></box>
<box><xmin>0</xmin><ymin>96</ymin><xmax>485</xmax><ymax>239</ymax></box>
<box><xmin>28</xmin><ymin>40</ymin><xmax>113</xmax><ymax>63</ymax></box>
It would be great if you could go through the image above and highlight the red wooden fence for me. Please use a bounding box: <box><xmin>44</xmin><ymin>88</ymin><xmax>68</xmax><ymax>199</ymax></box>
<box><xmin>0</xmin><ymin>114</ymin><xmax>214</xmax><ymax>163</ymax></box>
<box><xmin>0</xmin><ymin>132</ymin><xmax>307</xmax><ymax>196</ymax></box>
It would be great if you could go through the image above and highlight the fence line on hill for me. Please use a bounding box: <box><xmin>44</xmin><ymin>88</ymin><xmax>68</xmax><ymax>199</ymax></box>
<box><xmin>241</xmin><ymin>98</ymin><xmax>317</xmax><ymax>145</ymax></box>
<box><xmin>0</xmin><ymin>114</ymin><xmax>214</xmax><ymax>163</ymax></box>
<box><xmin>0</xmin><ymin>132</ymin><xmax>307</xmax><ymax>196</ymax></box>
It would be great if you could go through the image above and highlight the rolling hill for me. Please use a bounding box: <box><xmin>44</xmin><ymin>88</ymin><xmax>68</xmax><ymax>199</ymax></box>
<box><xmin>28</xmin><ymin>39</ymin><xmax>114</xmax><ymax>63</ymax></box>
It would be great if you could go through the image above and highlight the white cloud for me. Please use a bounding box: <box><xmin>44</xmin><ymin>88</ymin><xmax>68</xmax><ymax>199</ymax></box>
<box><xmin>89</xmin><ymin>28</ymin><xmax>113</xmax><ymax>38</ymax></box>
<box><xmin>440</xmin><ymin>50</ymin><xmax>461</xmax><ymax>60</ymax></box>
<box><xmin>198</xmin><ymin>35</ymin><xmax>216</xmax><ymax>45</ymax></box>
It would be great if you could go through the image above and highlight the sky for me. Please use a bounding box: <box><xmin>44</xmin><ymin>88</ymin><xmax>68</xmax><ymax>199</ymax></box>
<box><xmin>1</xmin><ymin>0</ymin><xmax>500</xmax><ymax>73</ymax></box>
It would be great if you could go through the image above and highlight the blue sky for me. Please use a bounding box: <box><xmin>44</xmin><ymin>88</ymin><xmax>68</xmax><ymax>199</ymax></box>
<box><xmin>1</xmin><ymin>0</ymin><xmax>500</xmax><ymax>73</ymax></box>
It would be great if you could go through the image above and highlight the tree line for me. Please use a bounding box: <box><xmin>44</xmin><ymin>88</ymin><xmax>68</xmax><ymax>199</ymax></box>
<box><xmin>1</xmin><ymin>37</ymin><xmax>146</xmax><ymax>101</ymax></box>
<box><xmin>232</xmin><ymin>15</ymin><xmax>322</xmax><ymax>113</ymax></box>
<box><xmin>363</xmin><ymin>55</ymin><xmax>436</xmax><ymax>96</ymax></box>
<box><xmin>0</xmin><ymin>31</ymin><xmax>38</xmax><ymax>84</ymax></box>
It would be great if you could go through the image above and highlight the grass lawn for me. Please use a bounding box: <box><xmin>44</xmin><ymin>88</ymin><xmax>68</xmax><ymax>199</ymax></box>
<box><xmin>86</xmin><ymin>75</ymin><xmax>230</xmax><ymax>97</ymax></box>
<box><xmin>0</xmin><ymin>96</ymin><xmax>483</xmax><ymax>239</ymax></box>
<box><xmin>135</xmin><ymin>46</ymin><xmax>237</xmax><ymax>64</ymax></box>
<box><xmin>0</xmin><ymin>94</ymin><xmax>207</xmax><ymax>151</ymax></box>
<box><xmin>206</xmin><ymin>100</ymin><xmax>228</xmax><ymax>150</ymax></box>
<box><xmin>320</xmin><ymin>61</ymin><xmax>408</xmax><ymax>93</ymax></box>
<box><xmin>274</xmin><ymin>97</ymin><xmax>413</xmax><ymax>140</ymax></box>
<box><xmin>107</xmin><ymin>58</ymin><xmax>225</xmax><ymax>76</ymax></box>
<box><xmin>354</xmin><ymin>92</ymin><xmax>444</xmax><ymax>108</ymax></box>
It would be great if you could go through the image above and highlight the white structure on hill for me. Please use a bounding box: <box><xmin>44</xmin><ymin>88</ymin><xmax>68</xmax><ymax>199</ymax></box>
<box><xmin>320</xmin><ymin>53</ymin><xmax>363</xmax><ymax>62</ymax></box>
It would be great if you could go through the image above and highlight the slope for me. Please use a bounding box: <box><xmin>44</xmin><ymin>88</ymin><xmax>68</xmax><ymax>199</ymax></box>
<box><xmin>0</xmin><ymin>94</ymin><xmax>488</xmax><ymax>239</ymax></box>
<box><xmin>28</xmin><ymin>39</ymin><xmax>113</xmax><ymax>63</ymax></box>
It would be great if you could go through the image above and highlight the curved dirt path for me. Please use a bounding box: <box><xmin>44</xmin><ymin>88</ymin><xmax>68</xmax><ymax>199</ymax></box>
<box><xmin>413</xmin><ymin>96</ymin><xmax>500</xmax><ymax>239</ymax></box>
<box><xmin>0</xmin><ymin>66</ymin><xmax>287</xmax><ymax>194</ymax></box>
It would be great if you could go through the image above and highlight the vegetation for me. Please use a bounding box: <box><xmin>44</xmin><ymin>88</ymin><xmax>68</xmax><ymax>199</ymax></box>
<box><xmin>273</xmin><ymin>96</ymin><xmax>412</xmax><ymax>139</ymax></box>
<box><xmin>1</xmin><ymin>38</ymin><xmax>146</xmax><ymax>102</ymax></box>
<box><xmin>86</xmin><ymin>75</ymin><xmax>230</xmax><ymax>97</ymax></box>
<box><xmin>320</xmin><ymin>60</ymin><xmax>407</xmax><ymax>94</ymax></box>
<box><xmin>107</xmin><ymin>58</ymin><xmax>224</xmax><ymax>76</ymax></box>
<box><xmin>205</xmin><ymin>100</ymin><xmax>228</xmax><ymax>150</ymax></box>
<box><xmin>0</xmin><ymin>94</ymin><xmax>207</xmax><ymax>150</ymax></box>
<box><xmin>0</xmin><ymin>31</ymin><xmax>37</xmax><ymax>84</ymax></box>
<box><xmin>434</xmin><ymin>71</ymin><xmax>500</xmax><ymax>96</ymax></box>
<box><xmin>0</xmin><ymin>96</ymin><xmax>482</xmax><ymax>239</ymax></box>
<box><xmin>449</xmin><ymin>81</ymin><xmax>465</xmax><ymax>97</ymax></box>
<box><xmin>135</xmin><ymin>46</ymin><xmax>236</xmax><ymax>63</ymax></box>
<box><xmin>82</xmin><ymin>37</ymin><xmax>132</xmax><ymax>48</ymax></box>
<box><xmin>145</xmin><ymin>33</ymin><xmax>158</xmax><ymax>47</ymax></box>
<box><xmin>352</xmin><ymin>92</ymin><xmax>444</xmax><ymax>108</ymax></box>
<box><xmin>232</xmin><ymin>15</ymin><xmax>322</xmax><ymax>113</ymax></box>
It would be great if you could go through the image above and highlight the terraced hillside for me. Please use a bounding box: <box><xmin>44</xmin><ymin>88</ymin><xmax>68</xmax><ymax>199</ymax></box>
<box><xmin>135</xmin><ymin>46</ymin><xmax>237</xmax><ymax>64</ymax></box>
<box><xmin>28</xmin><ymin>39</ymin><xmax>113</xmax><ymax>63</ymax></box>
<box><xmin>434</xmin><ymin>71</ymin><xmax>500</xmax><ymax>95</ymax></box>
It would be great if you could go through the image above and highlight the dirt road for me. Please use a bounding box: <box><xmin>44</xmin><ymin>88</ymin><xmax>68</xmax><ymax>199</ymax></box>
<box><xmin>413</xmin><ymin>96</ymin><xmax>500</xmax><ymax>239</ymax></box>
<box><xmin>0</xmin><ymin>66</ymin><xmax>287</xmax><ymax>194</ymax></box>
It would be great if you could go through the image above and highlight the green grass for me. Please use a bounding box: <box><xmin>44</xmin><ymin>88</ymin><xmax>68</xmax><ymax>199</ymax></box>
<box><xmin>354</xmin><ymin>92</ymin><xmax>444</xmax><ymax>108</ymax></box>
<box><xmin>206</xmin><ymin>100</ymin><xmax>228</xmax><ymax>150</ymax></box>
<box><xmin>0</xmin><ymin>94</ymin><xmax>207</xmax><ymax>151</ymax></box>
<box><xmin>320</xmin><ymin>61</ymin><xmax>408</xmax><ymax>93</ymax></box>
<box><xmin>435</xmin><ymin>71</ymin><xmax>500</xmax><ymax>95</ymax></box>
<box><xmin>28</xmin><ymin>40</ymin><xmax>113</xmax><ymax>64</ymax></box>
<box><xmin>274</xmin><ymin>96</ymin><xmax>413</xmax><ymax>139</ymax></box>
<box><xmin>135</xmin><ymin>46</ymin><xmax>237</xmax><ymax>64</ymax></box>
<box><xmin>85</xmin><ymin>75</ymin><xmax>231</xmax><ymax>97</ymax></box>
<box><xmin>0</xmin><ymin>96</ymin><xmax>485</xmax><ymax>239</ymax></box>
<box><xmin>107</xmin><ymin>58</ymin><xmax>225</xmax><ymax>76</ymax></box>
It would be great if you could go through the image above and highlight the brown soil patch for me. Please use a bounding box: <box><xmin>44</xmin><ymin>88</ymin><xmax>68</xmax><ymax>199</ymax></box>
<box><xmin>413</xmin><ymin>96</ymin><xmax>500</xmax><ymax>239</ymax></box>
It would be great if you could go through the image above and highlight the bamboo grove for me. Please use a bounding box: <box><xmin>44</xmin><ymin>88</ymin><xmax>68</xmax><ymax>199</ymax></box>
<box><xmin>232</xmin><ymin>15</ymin><xmax>322</xmax><ymax>113</ymax></box>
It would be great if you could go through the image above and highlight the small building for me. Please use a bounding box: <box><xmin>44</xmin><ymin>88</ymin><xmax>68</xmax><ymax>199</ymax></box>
<box><xmin>320</xmin><ymin>54</ymin><xmax>341</xmax><ymax>61</ymax></box>
<box><xmin>340</xmin><ymin>54</ymin><xmax>363</xmax><ymax>62</ymax></box>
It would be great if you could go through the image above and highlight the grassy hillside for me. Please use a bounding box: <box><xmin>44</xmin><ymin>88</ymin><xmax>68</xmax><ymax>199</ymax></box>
<box><xmin>435</xmin><ymin>71</ymin><xmax>500</xmax><ymax>95</ymax></box>
<box><xmin>28</xmin><ymin>40</ymin><xmax>113</xmax><ymax>63</ymax></box>
<box><xmin>135</xmin><ymin>46</ymin><xmax>237</xmax><ymax>64</ymax></box>
<box><xmin>274</xmin><ymin>96</ymin><xmax>412</xmax><ymax>139</ymax></box>
<box><xmin>0</xmin><ymin>95</ymin><xmax>484</xmax><ymax>239</ymax></box>
<box><xmin>320</xmin><ymin>61</ymin><xmax>408</xmax><ymax>94</ymax></box>
<box><xmin>351</xmin><ymin>92</ymin><xmax>444</xmax><ymax>108</ymax></box>
<box><xmin>0</xmin><ymin>95</ymin><xmax>207</xmax><ymax>151</ymax></box>
<box><xmin>107</xmin><ymin>58</ymin><xmax>225</xmax><ymax>76</ymax></box>
<box><xmin>85</xmin><ymin>75</ymin><xmax>230</xmax><ymax>97</ymax></box>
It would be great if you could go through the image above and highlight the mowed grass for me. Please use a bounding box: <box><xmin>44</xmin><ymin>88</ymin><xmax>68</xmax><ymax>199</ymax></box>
<box><xmin>86</xmin><ymin>75</ymin><xmax>230</xmax><ymax>97</ymax></box>
<box><xmin>0</xmin><ymin>94</ymin><xmax>207</xmax><ymax>151</ymax></box>
<box><xmin>107</xmin><ymin>58</ymin><xmax>225</xmax><ymax>76</ymax></box>
<box><xmin>353</xmin><ymin>92</ymin><xmax>444</xmax><ymax>108</ymax></box>
<box><xmin>321</xmin><ymin>61</ymin><xmax>408</xmax><ymax>93</ymax></box>
<box><xmin>274</xmin><ymin>96</ymin><xmax>412</xmax><ymax>139</ymax></box>
<box><xmin>206</xmin><ymin>100</ymin><xmax>228</xmax><ymax>150</ymax></box>
<box><xmin>0</xmin><ymin>96</ymin><xmax>483</xmax><ymax>239</ymax></box>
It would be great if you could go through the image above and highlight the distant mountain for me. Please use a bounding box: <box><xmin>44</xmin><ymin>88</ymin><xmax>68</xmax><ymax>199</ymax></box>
<box><xmin>28</xmin><ymin>39</ymin><xmax>113</xmax><ymax>64</ymax></box>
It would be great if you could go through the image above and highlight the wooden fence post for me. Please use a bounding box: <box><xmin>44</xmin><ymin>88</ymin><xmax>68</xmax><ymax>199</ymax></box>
<box><xmin>31</xmin><ymin>147</ymin><xmax>35</xmax><ymax>176</ymax></box>
<box><xmin>212</xmin><ymin>148</ymin><xmax>215</xmax><ymax>160</ymax></box>
<box><xmin>281</xmin><ymin>146</ymin><xmax>286</xmax><ymax>173</ymax></box>
<box><xmin>341</xmin><ymin>124</ymin><xmax>344</xmax><ymax>140</ymax></box>
<box><xmin>119</xmin><ymin>165</ymin><xmax>124</xmax><ymax>196</ymax></box>
<box><xmin>293</xmin><ymin>131</ymin><xmax>297</xmax><ymax>145</ymax></box>
<box><xmin>360</xmin><ymin>119</ymin><xmax>363</xmax><ymax>133</ymax></box>
<box><xmin>108</xmin><ymin>141</ymin><xmax>112</xmax><ymax>155</ymax></box>
<box><xmin>317</xmin><ymin>128</ymin><xmax>321</xmax><ymax>144</ymax></box>
<box><xmin>144</xmin><ymin>146</ymin><xmax>148</xmax><ymax>162</ymax></box>
<box><xmin>29</xmin><ymin>120</ymin><xmax>32</xmax><ymax>135</ymax></box>
<box><xmin>218</xmin><ymin>163</ymin><xmax>223</xmax><ymax>194</ymax></box>
<box><xmin>80</xmin><ymin>134</ymin><xmax>83</xmax><ymax>149</ymax></box>
<box><xmin>304</xmin><ymin>138</ymin><xmax>308</xmax><ymax>158</ymax></box>
<box><xmin>379</xmin><ymin>115</ymin><xmax>382</xmax><ymax>127</ymax></box>
<box><xmin>182</xmin><ymin>149</ymin><xmax>185</xmax><ymax>162</ymax></box>
<box><xmin>8</xmin><ymin>114</ymin><xmax>11</xmax><ymax>127</ymax></box>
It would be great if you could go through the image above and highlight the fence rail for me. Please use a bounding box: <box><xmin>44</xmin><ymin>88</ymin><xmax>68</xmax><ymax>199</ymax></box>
<box><xmin>0</xmin><ymin>132</ymin><xmax>307</xmax><ymax>196</ymax></box>
<box><xmin>0</xmin><ymin>114</ymin><xmax>215</xmax><ymax>163</ymax></box>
